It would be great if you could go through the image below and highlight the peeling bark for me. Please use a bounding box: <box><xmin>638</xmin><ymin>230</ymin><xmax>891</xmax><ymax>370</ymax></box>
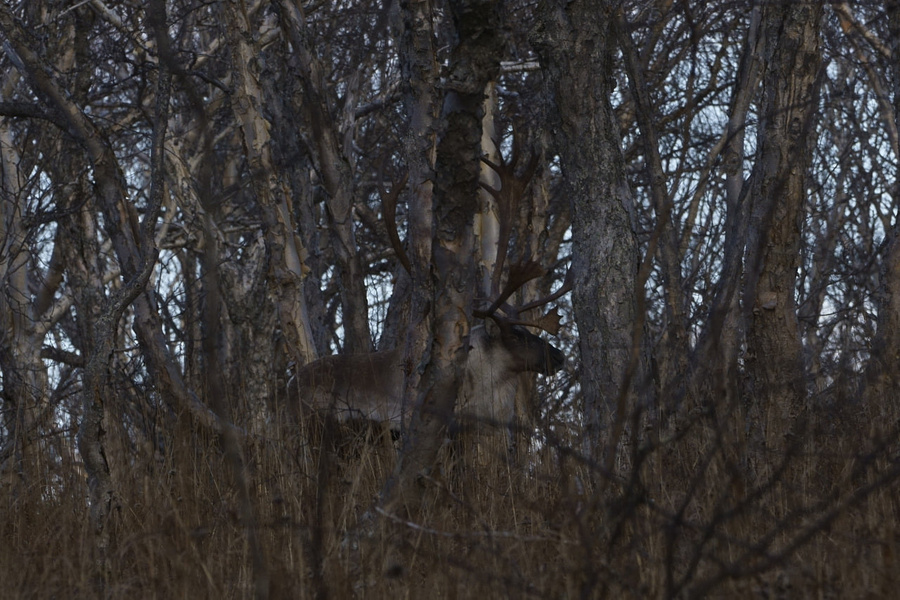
<box><xmin>225</xmin><ymin>0</ymin><xmax>319</xmax><ymax>364</ymax></box>
<box><xmin>274</xmin><ymin>0</ymin><xmax>372</xmax><ymax>354</ymax></box>
<box><xmin>380</xmin><ymin>0</ymin><xmax>504</xmax><ymax>522</ymax></box>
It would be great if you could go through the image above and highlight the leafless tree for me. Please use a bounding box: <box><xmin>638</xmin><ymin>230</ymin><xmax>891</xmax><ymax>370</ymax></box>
<box><xmin>2</xmin><ymin>1</ymin><xmax>900</xmax><ymax>597</ymax></box>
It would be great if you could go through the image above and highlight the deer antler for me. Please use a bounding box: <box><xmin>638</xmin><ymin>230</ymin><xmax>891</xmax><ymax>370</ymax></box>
<box><xmin>474</xmin><ymin>128</ymin><xmax>571</xmax><ymax>336</ymax></box>
<box><xmin>516</xmin><ymin>267</ymin><xmax>574</xmax><ymax>314</ymax></box>
<box><xmin>480</xmin><ymin>130</ymin><xmax>540</xmax><ymax>296</ymax></box>
<box><xmin>475</xmin><ymin>262</ymin><xmax>572</xmax><ymax>335</ymax></box>
<box><xmin>508</xmin><ymin>268</ymin><xmax>573</xmax><ymax>335</ymax></box>
<box><xmin>473</xmin><ymin>259</ymin><xmax>545</xmax><ymax>320</ymax></box>
<box><xmin>378</xmin><ymin>171</ymin><xmax>410</xmax><ymax>273</ymax></box>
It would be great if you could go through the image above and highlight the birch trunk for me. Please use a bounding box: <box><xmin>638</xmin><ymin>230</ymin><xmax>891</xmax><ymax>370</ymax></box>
<box><xmin>381</xmin><ymin>0</ymin><xmax>504</xmax><ymax>521</ymax></box>
<box><xmin>224</xmin><ymin>1</ymin><xmax>318</xmax><ymax>364</ymax></box>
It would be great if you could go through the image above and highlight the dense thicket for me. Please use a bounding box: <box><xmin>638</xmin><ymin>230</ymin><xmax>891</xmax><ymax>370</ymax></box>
<box><xmin>2</xmin><ymin>1</ymin><xmax>900</xmax><ymax>597</ymax></box>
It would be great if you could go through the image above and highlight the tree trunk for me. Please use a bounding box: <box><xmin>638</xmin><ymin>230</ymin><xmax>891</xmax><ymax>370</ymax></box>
<box><xmin>381</xmin><ymin>0</ymin><xmax>504</xmax><ymax>522</ymax></box>
<box><xmin>392</xmin><ymin>0</ymin><xmax>442</xmax><ymax>436</ymax></box>
<box><xmin>864</xmin><ymin>1</ymin><xmax>900</xmax><ymax>410</ymax></box>
<box><xmin>618</xmin><ymin>16</ymin><xmax>689</xmax><ymax>413</ymax></box>
<box><xmin>689</xmin><ymin>7</ymin><xmax>763</xmax><ymax>457</ymax></box>
<box><xmin>0</xmin><ymin>117</ymin><xmax>51</xmax><ymax>490</ymax></box>
<box><xmin>225</xmin><ymin>0</ymin><xmax>319</xmax><ymax>363</ymax></box>
<box><xmin>533</xmin><ymin>0</ymin><xmax>640</xmax><ymax>469</ymax></box>
<box><xmin>743</xmin><ymin>1</ymin><xmax>824</xmax><ymax>460</ymax></box>
<box><xmin>274</xmin><ymin>0</ymin><xmax>372</xmax><ymax>354</ymax></box>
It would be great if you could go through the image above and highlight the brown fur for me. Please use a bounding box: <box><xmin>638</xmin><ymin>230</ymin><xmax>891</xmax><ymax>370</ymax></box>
<box><xmin>287</xmin><ymin>322</ymin><xmax>564</xmax><ymax>430</ymax></box>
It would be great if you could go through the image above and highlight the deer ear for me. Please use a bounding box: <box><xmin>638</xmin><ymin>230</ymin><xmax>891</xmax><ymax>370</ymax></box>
<box><xmin>484</xmin><ymin>317</ymin><xmax>502</xmax><ymax>339</ymax></box>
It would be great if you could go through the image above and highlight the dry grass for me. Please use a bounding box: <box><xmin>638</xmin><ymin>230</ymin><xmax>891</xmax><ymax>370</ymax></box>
<box><xmin>3</xmin><ymin>389</ymin><xmax>900</xmax><ymax>599</ymax></box>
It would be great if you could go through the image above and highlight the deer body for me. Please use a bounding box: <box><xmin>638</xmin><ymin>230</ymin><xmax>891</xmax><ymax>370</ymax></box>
<box><xmin>288</xmin><ymin>322</ymin><xmax>564</xmax><ymax>430</ymax></box>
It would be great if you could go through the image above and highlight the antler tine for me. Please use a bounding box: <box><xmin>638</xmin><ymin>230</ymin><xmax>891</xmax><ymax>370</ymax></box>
<box><xmin>498</xmin><ymin>308</ymin><xmax>563</xmax><ymax>336</ymax></box>
<box><xmin>473</xmin><ymin>259</ymin><xmax>545</xmax><ymax>320</ymax></box>
<box><xmin>378</xmin><ymin>169</ymin><xmax>411</xmax><ymax>273</ymax></box>
<box><xmin>474</xmin><ymin>263</ymin><xmax>572</xmax><ymax>335</ymax></box>
<box><xmin>516</xmin><ymin>267</ymin><xmax>574</xmax><ymax>314</ymax></box>
<box><xmin>479</xmin><ymin>134</ymin><xmax>540</xmax><ymax>201</ymax></box>
<box><xmin>473</xmin><ymin>128</ymin><xmax>568</xmax><ymax>335</ymax></box>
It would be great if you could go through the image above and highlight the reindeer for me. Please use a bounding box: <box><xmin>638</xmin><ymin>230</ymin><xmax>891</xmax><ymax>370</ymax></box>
<box><xmin>286</xmin><ymin>313</ymin><xmax>564</xmax><ymax>432</ymax></box>
<box><xmin>286</xmin><ymin>140</ymin><xmax>569</xmax><ymax>438</ymax></box>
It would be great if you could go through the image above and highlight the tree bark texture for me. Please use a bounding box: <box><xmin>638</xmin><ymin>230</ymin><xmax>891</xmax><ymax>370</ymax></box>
<box><xmin>381</xmin><ymin>0</ymin><xmax>504</xmax><ymax>521</ymax></box>
<box><xmin>393</xmin><ymin>0</ymin><xmax>441</xmax><ymax>439</ymax></box>
<box><xmin>225</xmin><ymin>0</ymin><xmax>320</xmax><ymax>363</ymax></box>
<box><xmin>274</xmin><ymin>0</ymin><xmax>372</xmax><ymax>354</ymax></box>
<box><xmin>743</xmin><ymin>1</ymin><xmax>824</xmax><ymax>456</ymax></box>
<box><xmin>533</xmin><ymin>0</ymin><xmax>640</xmax><ymax>467</ymax></box>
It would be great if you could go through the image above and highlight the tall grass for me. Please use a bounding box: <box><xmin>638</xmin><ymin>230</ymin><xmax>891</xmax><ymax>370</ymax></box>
<box><xmin>2</xmin><ymin>382</ymin><xmax>899</xmax><ymax>599</ymax></box>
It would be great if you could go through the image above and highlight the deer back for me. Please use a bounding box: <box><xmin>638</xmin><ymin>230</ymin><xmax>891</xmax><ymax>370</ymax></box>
<box><xmin>288</xmin><ymin>349</ymin><xmax>407</xmax><ymax>426</ymax></box>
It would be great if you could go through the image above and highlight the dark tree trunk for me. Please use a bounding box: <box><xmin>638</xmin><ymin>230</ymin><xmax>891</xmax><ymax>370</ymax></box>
<box><xmin>743</xmin><ymin>1</ymin><xmax>823</xmax><ymax>459</ymax></box>
<box><xmin>391</xmin><ymin>0</ymin><xmax>442</xmax><ymax>420</ymax></box>
<box><xmin>533</xmin><ymin>0</ymin><xmax>640</xmax><ymax>468</ymax></box>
